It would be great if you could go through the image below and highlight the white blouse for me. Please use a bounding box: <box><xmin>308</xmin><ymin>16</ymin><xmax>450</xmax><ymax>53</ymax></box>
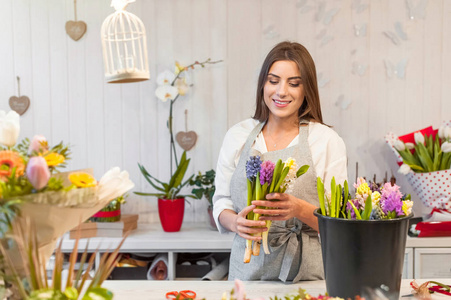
<box><xmin>213</xmin><ymin>118</ymin><xmax>348</xmax><ymax>233</ymax></box>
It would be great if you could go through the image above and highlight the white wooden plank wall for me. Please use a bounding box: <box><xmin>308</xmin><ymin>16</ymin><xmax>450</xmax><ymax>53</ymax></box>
<box><xmin>1</xmin><ymin>0</ymin><xmax>450</xmax><ymax>222</ymax></box>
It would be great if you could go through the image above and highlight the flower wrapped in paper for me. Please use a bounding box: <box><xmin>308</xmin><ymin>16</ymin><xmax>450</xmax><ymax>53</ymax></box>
<box><xmin>0</xmin><ymin>110</ymin><xmax>135</xmax><ymax>274</ymax></box>
<box><xmin>385</xmin><ymin>120</ymin><xmax>451</xmax><ymax>214</ymax></box>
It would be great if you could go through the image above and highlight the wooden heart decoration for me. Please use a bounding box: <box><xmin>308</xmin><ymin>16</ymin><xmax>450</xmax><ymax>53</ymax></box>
<box><xmin>176</xmin><ymin>131</ymin><xmax>198</xmax><ymax>151</ymax></box>
<box><xmin>65</xmin><ymin>20</ymin><xmax>87</xmax><ymax>41</ymax></box>
<box><xmin>9</xmin><ymin>95</ymin><xmax>30</xmax><ymax>116</ymax></box>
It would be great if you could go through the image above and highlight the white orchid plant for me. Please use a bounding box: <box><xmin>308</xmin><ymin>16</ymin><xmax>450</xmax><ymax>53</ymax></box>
<box><xmin>153</xmin><ymin>59</ymin><xmax>222</xmax><ymax>174</ymax></box>
<box><xmin>136</xmin><ymin>59</ymin><xmax>221</xmax><ymax>202</ymax></box>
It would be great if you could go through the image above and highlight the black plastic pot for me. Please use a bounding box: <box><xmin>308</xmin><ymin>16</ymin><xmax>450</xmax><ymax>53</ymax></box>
<box><xmin>314</xmin><ymin>209</ymin><xmax>412</xmax><ymax>300</ymax></box>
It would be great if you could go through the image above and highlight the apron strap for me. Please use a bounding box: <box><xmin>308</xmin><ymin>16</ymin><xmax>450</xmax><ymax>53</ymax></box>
<box><xmin>235</xmin><ymin>121</ymin><xmax>265</xmax><ymax>169</ymax></box>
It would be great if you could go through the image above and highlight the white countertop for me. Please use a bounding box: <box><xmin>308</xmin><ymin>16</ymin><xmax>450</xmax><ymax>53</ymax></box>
<box><xmin>101</xmin><ymin>278</ymin><xmax>451</xmax><ymax>300</ymax></box>
<box><xmin>406</xmin><ymin>236</ymin><xmax>451</xmax><ymax>247</ymax></box>
<box><xmin>61</xmin><ymin>222</ymin><xmax>451</xmax><ymax>253</ymax></box>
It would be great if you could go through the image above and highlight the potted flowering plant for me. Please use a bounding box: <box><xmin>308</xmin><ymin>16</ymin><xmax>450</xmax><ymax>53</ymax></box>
<box><xmin>314</xmin><ymin>176</ymin><xmax>413</xmax><ymax>300</ymax></box>
<box><xmin>386</xmin><ymin>122</ymin><xmax>451</xmax><ymax>215</ymax></box>
<box><xmin>189</xmin><ymin>169</ymin><xmax>216</xmax><ymax>229</ymax></box>
<box><xmin>135</xmin><ymin>59</ymin><xmax>221</xmax><ymax>232</ymax></box>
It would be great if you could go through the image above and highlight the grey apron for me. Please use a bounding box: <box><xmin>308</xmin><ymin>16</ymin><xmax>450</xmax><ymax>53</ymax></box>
<box><xmin>228</xmin><ymin>121</ymin><xmax>324</xmax><ymax>282</ymax></box>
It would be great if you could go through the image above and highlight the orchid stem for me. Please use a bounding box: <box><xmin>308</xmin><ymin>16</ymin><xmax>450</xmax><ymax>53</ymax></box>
<box><xmin>168</xmin><ymin>98</ymin><xmax>179</xmax><ymax>175</ymax></box>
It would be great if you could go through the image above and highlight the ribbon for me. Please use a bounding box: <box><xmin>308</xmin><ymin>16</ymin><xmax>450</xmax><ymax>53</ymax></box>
<box><xmin>269</xmin><ymin>222</ymin><xmax>302</xmax><ymax>282</ymax></box>
<box><xmin>92</xmin><ymin>209</ymin><xmax>120</xmax><ymax>218</ymax></box>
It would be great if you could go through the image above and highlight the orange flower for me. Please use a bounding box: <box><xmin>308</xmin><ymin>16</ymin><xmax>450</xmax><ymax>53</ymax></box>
<box><xmin>69</xmin><ymin>172</ymin><xmax>97</xmax><ymax>188</ymax></box>
<box><xmin>0</xmin><ymin>150</ymin><xmax>25</xmax><ymax>180</ymax></box>
<box><xmin>44</xmin><ymin>152</ymin><xmax>65</xmax><ymax>167</ymax></box>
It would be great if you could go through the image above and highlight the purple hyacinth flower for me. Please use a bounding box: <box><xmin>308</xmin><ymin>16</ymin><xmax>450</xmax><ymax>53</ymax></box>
<box><xmin>259</xmin><ymin>160</ymin><xmax>275</xmax><ymax>185</ymax></box>
<box><xmin>246</xmin><ymin>156</ymin><xmax>263</xmax><ymax>181</ymax></box>
<box><xmin>381</xmin><ymin>182</ymin><xmax>403</xmax><ymax>200</ymax></box>
<box><xmin>381</xmin><ymin>192</ymin><xmax>404</xmax><ymax>216</ymax></box>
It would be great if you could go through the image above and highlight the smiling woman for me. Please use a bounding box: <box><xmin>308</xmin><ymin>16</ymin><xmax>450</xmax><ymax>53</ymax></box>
<box><xmin>212</xmin><ymin>41</ymin><xmax>348</xmax><ymax>283</ymax></box>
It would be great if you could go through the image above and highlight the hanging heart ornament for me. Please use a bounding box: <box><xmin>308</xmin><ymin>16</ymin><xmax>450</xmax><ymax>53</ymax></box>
<box><xmin>176</xmin><ymin>131</ymin><xmax>198</xmax><ymax>151</ymax></box>
<box><xmin>9</xmin><ymin>96</ymin><xmax>30</xmax><ymax>116</ymax></box>
<box><xmin>9</xmin><ymin>76</ymin><xmax>30</xmax><ymax>116</ymax></box>
<box><xmin>65</xmin><ymin>20</ymin><xmax>87</xmax><ymax>41</ymax></box>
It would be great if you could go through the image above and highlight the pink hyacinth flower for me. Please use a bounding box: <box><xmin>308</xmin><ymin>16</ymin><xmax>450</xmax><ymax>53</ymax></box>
<box><xmin>26</xmin><ymin>156</ymin><xmax>50</xmax><ymax>190</ymax></box>
<box><xmin>28</xmin><ymin>135</ymin><xmax>48</xmax><ymax>154</ymax></box>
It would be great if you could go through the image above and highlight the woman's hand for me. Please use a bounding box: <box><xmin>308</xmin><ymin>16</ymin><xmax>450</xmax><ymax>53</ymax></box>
<box><xmin>252</xmin><ymin>193</ymin><xmax>319</xmax><ymax>231</ymax></box>
<box><xmin>219</xmin><ymin>206</ymin><xmax>267</xmax><ymax>241</ymax></box>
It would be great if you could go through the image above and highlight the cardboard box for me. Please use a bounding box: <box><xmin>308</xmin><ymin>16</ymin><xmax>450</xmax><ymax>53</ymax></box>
<box><xmin>69</xmin><ymin>214</ymin><xmax>139</xmax><ymax>239</ymax></box>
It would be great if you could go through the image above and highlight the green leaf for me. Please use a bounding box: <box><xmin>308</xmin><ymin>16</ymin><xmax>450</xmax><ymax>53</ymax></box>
<box><xmin>426</xmin><ymin>134</ymin><xmax>434</xmax><ymax>158</ymax></box>
<box><xmin>362</xmin><ymin>194</ymin><xmax>372</xmax><ymax>220</ymax></box>
<box><xmin>82</xmin><ymin>287</ymin><xmax>114</xmax><ymax>300</ymax></box>
<box><xmin>256</xmin><ymin>172</ymin><xmax>262</xmax><ymax>200</ymax></box>
<box><xmin>137</xmin><ymin>164</ymin><xmax>165</xmax><ymax>192</ymax></box>
<box><xmin>348</xmin><ymin>201</ymin><xmax>362</xmax><ymax>220</ymax></box>
<box><xmin>269</xmin><ymin>159</ymin><xmax>283</xmax><ymax>193</ymax></box>
<box><xmin>341</xmin><ymin>180</ymin><xmax>349</xmax><ymax>216</ymax></box>
<box><xmin>440</xmin><ymin>152</ymin><xmax>451</xmax><ymax>170</ymax></box>
<box><xmin>409</xmin><ymin>164</ymin><xmax>425</xmax><ymax>172</ymax></box>
<box><xmin>247</xmin><ymin>180</ymin><xmax>253</xmax><ymax>205</ymax></box>
<box><xmin>416</xmin><ymin>143</ymin><xmax>434</xmax><ymax>171</ymax></box>
<box><xmin>192</xmin><ymin>188</ymin><xmax>204</xmax><ymax>199</ymax></box>
<box><xmin>317</xmin><ymin>177</ymin><xmax>326</xmax><ymax>216</ymax></box>
<box><xmin>433</xmin><ymin>150</ymin><xmax>442</xmax><ymax>171</ymax></box>
<box><xmin>336</xmin><ymin>184</ymin><xmax>342</xmax><ymax>218</ymax></box>
<box><xmin>274</xmin><ymin>166</ymin><xmax>290</xmax><ymax>193</ymax></box>
<box><xmin>138</xmin><ymin>163</ymin><xmax>165</xmax><ymax>186</ymax></box>
<box><xmin>296</xmin><ymin>165</ymin><xmax>310</xmax><ymax>177</ymax></box>
<box><xmin>64</xmin><ymin>287</ymin><xmax>79</xmax><ymax>299</ymax></box>
<box><xmin>330</xmin><ymin>177</ymin><xmax>336</xmax><ymax>218</ymax></box>
<box><xmin>170</xmin><ymin>156</ymin><xmax>190</xmax><ymax>189</ymax></box>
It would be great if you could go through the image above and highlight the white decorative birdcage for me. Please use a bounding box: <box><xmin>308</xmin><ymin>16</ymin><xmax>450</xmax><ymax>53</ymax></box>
<box><xmin>101</xmin><ymin>0</ymin><xmax>149</xmax><ymax>83</ymax></box>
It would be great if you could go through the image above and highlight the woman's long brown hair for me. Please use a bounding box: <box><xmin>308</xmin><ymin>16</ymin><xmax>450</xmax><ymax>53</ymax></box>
<box><xmin>253</xmin><ymin>41</ymin><xmax>324</xmax><ymax>124</ymax></box>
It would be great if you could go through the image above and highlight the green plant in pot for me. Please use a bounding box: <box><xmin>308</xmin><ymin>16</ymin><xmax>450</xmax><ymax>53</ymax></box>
<box><xmin>189</xmin><ymin>169</ymin><xmax>216</xmax><ymax>230</ymax></box>
<box><xmin>135</xmin><ymin>151</ymin><xmax>194</xmax><ymax>232</ymax></box>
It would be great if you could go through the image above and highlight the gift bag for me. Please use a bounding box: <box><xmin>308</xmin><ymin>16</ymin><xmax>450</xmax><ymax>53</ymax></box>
<box><xmin>405</xmin><ymin>170</ymin><xmax>451</xmax><ymax>210</ymax></box>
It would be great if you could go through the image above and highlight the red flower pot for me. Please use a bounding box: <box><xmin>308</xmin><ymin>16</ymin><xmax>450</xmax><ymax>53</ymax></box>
<box><xmin>158</xmin><ymin>198</ymin><xmax>185</xmax><ymax>232</ymax></box>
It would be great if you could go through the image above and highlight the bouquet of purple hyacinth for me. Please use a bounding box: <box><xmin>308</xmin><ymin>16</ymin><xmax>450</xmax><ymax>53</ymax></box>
<box><xmin>317</xmin><ymin>176</ymin><xmax>413</xmax><ymax>220</ymax></box>
<box><xmin>244</xmin><ymin>156</ymin><xmax>309</xmax><ymax>263</ymax></box>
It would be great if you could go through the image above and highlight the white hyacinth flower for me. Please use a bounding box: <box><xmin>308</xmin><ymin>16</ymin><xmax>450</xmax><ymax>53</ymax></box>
<box><xmin>398</xmin><ymin>164</ymin><xmax>412</xmax><ymax>175</ymax></box>
<box><xmin>414</xmin><ymin>132</ymin><xmax>425</xmax><ymax>145</ymax></box>
<box><xmin>394</xmin><ymin>140</ymin><xmax>406</xmax><ymax>151</ymax></box>
<box><xmin>282</xmin><ymin>157</ymin><xmax>297</xmax><ymax>192</ymax></box>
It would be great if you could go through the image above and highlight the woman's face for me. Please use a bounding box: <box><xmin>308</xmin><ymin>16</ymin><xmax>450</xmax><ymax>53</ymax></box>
<box><xmin>263</xmin><ymin>60</ymin><xmax>305</xmax><ymax>122</ymax></box>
